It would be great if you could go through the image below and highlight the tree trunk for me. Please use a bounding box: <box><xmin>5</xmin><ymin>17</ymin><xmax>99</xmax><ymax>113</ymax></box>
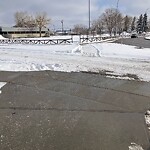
<box><xmin>39</xmin><ymin>27</ymin><xmax>42</xmax><ymax>37</ymax></box>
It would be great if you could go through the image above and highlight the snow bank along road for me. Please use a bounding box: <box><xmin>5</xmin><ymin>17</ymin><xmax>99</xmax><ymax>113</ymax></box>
<box><xmin>0</xmin><ymin>37</ymin><xmax>150</xmax><ymax>82</ymax></box>
<box><xmin>0</xmin><ymin>70</ymin><xmax>150</xmax><ymax>150</ymax></box>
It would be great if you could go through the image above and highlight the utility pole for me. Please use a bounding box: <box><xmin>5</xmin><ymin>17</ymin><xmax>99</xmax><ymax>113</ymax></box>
<box><xmin>117</xmin><ymin>0</ymin><xmax>119</xmax><ymax>10</ymax></box>
<box><xmin>115</xmin><ymin>0</ymin><xmax>120</xmax><ymax>36</ymax></box>
<box><xmin>88</xmin><ymin>0</ymin><xmax>91</xmax><ymax>34</ymax></box>
<box><xmin>61</xmin><ymin>20</ymin><xmax>64</xmax><ymax>34</ymax></box>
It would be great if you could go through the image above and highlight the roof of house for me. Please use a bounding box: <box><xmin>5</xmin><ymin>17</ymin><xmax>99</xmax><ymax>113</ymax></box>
<box><xmin>0</xmin><ymin>27</ymin><xmax>48</xmax><ymax>32</ymax></box>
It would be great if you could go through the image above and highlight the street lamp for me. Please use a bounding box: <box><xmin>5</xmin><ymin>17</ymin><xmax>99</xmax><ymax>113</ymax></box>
<box><xmin>115</xmin><ymin>0</ymin><xmax>120</xmax><ymax>36</ymax></box>
<box><xmin>116</xmin><ymin>0</ymin><xmax>119</xmax><ymax>10</ymax></box>
<box><xmin>61</xmin><ymin>20</ymin><xmax>64</xmax><ymax>34</ymax></box>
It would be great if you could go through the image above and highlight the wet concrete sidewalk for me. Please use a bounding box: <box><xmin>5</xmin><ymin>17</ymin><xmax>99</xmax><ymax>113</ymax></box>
<box><xmin>0</xmin><ymin>71</ymin><xmax>150</xmax><ymax>150</ymax></box>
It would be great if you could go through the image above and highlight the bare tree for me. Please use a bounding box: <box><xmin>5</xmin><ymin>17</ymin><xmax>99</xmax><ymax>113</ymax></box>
<box><xmin>100</xmin><ymin>8</ymin><xmax>123</xmax><ymax>36</ymax></box>
<box><xmin>101</xmin><ymin>8</ymin><xmax>118</xmax><ymax>36</ymax></box>
<box><xmin>35</xmin><ymin>12</ymin><xmax>50</xmax><ymax>37</ymax></box>
<box><xmin>91</xmin><ymin>17</ymin><xmax>104</xmax><ymax>35</ymax></box>
<box><xmin>116</xmin><ymin>13</ymin><xmax>124</xmax><ymax>35</ymax></box>
<box><xmin>25</xmin><ymin>15</ymin><xmax>37</xmax><ymax>28</ymax></box>
<box><xmin>72</xmin><ymin>24</ymin><xmax>88</xmax><ymax>35</ymax></box>
<box><xmin>14</xmin><ymin>11</ymin><xmax>37</xmax><ymax>28</ymax></box>
<box><xmin>14</xmin><ymin>11</ymin><xmax>28</xmax><ymax>27</ymax></box>
<box><xmin>123</xmin><ymin>15</ymin><xmax>132</xmax><ymax>32</ymax></box>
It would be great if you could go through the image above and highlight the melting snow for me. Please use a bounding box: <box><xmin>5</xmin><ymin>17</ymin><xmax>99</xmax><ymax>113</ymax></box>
<box><xmin>145</xmin><ymin>110</ymin><xmax>150</xmax><ymax>130</ymax></box>
<box><xmin>0</xmin><ymin>82</ymin><xmax>6</xmax><ymax>94</ymax></box>
<box><xmin>129</xmin><ymin>143</ymin><xmax>144</xmax><ymax>150</ymax></box>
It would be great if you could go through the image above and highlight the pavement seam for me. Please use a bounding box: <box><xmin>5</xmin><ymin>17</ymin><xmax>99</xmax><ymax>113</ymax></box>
<box><xmin>15</xmin><ymin>72</ymin><xmax>150</xmax><ymax>99</ymax></box>
<box><xmin>2</xmin><ymin>72</ymin><xmax>150</xmax><ymax>112</ymax></box>
<box><xmin>5</xmin><ymin>81</ymin><xmax>132</xmax><ymax>112</ymax></box>
<box><xmin>0</xmin><ymin>106</ymin><xmax>145</xmax><ymax>114</ymax></box>
<box><xmin>6</xmin><ymin>71</ymin><xmax>149</xmax><ymax>99</ymax></box>
<box><xmin>45</xmin><ymin>71</ymin><xmax>150</xmax><ymax>99</ymax></box>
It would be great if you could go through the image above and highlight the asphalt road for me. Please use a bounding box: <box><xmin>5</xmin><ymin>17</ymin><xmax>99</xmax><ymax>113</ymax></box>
<box><xmin>0</xmin><ymin>71</ymin><xmax>150</xmax><ymax>150</ymax></box>
<box><xmin>114</xmin><ymin>37</ymin><xmax>150</xmax><ymax>48</ymax></box>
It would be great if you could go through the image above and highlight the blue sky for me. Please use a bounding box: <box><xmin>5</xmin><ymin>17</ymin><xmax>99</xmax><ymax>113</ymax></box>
<box><xmin>0</xmin><ymin>0</ymin><xmax>150</xmax><ymax>29</ymax></box>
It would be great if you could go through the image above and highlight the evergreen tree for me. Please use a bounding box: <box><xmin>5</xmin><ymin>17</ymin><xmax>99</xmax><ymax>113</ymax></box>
<box><xmin>131</xmin><ymin>17</ymin><xmax>136</xmax><ymax>31</ymax></box>
<box><xmin>143</xmin><ymin>13</ymin><xmax>148</xmax><ymax>32</ymax></box>
<box><xmin>137</xmin><ymin>14</ymin><xmax>143</xmax><ymax>33</ymax></box>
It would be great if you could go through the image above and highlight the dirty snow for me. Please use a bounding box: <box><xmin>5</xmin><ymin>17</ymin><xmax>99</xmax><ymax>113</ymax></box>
<box><xmin>145</xmin><ymin>110</ymin><xmax>150</xmax><ymax>130</ymax></box>
<box><xmin>144</xmin><ymin>36</ymin><xmax>150</xmax><ymax>40</ymax></box>
<box><xmin>0</xmin><ymin>36</ymin><xmax>150</xmax><ymax>82</ymax></box>
<box><xmin>0</xmin><ymin>35</ymin><xmax>6</xmax><ymax>39</ymax></box>
<box><xmin>0</xmin><ymin>82</ymin><xmax>6</xmax><ymax>94</ymax></box>
<box><xmin>129</xmin><ymin>143</ymin><xmax>144</xmax><ymax>150</ymax></box>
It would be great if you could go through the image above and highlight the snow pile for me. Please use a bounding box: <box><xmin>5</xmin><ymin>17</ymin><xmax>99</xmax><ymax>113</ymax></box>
<box><xmin>0</xmin><ymin>42</ymin><xmax>150</xmax><ymax>81</ymax></box>
<box><xmin>120</xmin><ymin>31</ymin><xmax>131</xmax><ymax>37</ymax></box>
<box><xmin>129</xmin><ymin>143</ymin><xmax>144</xmax><ymax>150</ymax></box>
<box><xmin>0</xmin><ymin>82</ymin><xmax>6</xmax><ymax>94</ymax></box>
<box><xmin>144</xmin><ymin>32</ymin><xmax>150</xmax><ymax>40</ymax></box>
<box><xmin>0</xmin><ymin>35</ymin><xmax>6</xmax><ymax>39</ymax></box>
<box><xmin>145</xmin><ymin>36</ymin><xmax>150</xmax><ymax>40</ymax></box>
<box><xmin>101</xmin><ymin>33</ymin><xmax>110</xmax><ymax>37</ymax></box>
<box><xmin>145</xmin><ymin>110</ymin><xmax>150</xmax><ymax>130</ymax></box>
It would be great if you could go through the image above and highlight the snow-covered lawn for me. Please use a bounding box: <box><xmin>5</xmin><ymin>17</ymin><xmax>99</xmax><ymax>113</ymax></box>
<box><xmin>0</xmin><ymin>37</ymin><xmax>150</xmax><ymax>82</ymax></box>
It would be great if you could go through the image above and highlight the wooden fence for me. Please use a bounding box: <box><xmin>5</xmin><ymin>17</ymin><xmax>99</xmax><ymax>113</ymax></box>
<box><xmin>0</xmin><ymin>38</ymin><xmax>73</xmax><ymax>45</ymax></box>
<box><xmin>79</xmin><ymin>36</ymin><xmax>110</xmax><ymax>44</ymax></box>
<box><xmin>0</xmin><ymin>35</ymin><xmax>112</xmax><ymax>45</ymax></box>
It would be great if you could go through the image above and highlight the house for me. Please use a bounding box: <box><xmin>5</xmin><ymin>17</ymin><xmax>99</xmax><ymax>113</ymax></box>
<box><xmin>0</xmin><ymin>27</ymin><xmax>49</xmax><ymax>38</ymax></box>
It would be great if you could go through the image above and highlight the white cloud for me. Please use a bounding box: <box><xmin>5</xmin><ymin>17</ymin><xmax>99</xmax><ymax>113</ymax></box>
<box><xmin>0</xmin><ymin>0</ymin><xmax>150</xmax><ymax>28</ymax></box>
<box><xmin>119</xmin><ymin>0</ymin><xmax>150</xmax><ymax>16</ymax></box>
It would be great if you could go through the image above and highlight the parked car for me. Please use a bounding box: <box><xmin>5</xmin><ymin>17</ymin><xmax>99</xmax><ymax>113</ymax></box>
<box><xmin>131</xmin><ymin>33</ymin><xmax>138</xmax><ymax>38</ymax></box>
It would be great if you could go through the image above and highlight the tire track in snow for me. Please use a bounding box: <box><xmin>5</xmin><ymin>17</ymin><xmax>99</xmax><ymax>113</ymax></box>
<box><xmin>90</xmin><ymin>44</ymin><xmax>103</xmax><ymax>57</ymax></box>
